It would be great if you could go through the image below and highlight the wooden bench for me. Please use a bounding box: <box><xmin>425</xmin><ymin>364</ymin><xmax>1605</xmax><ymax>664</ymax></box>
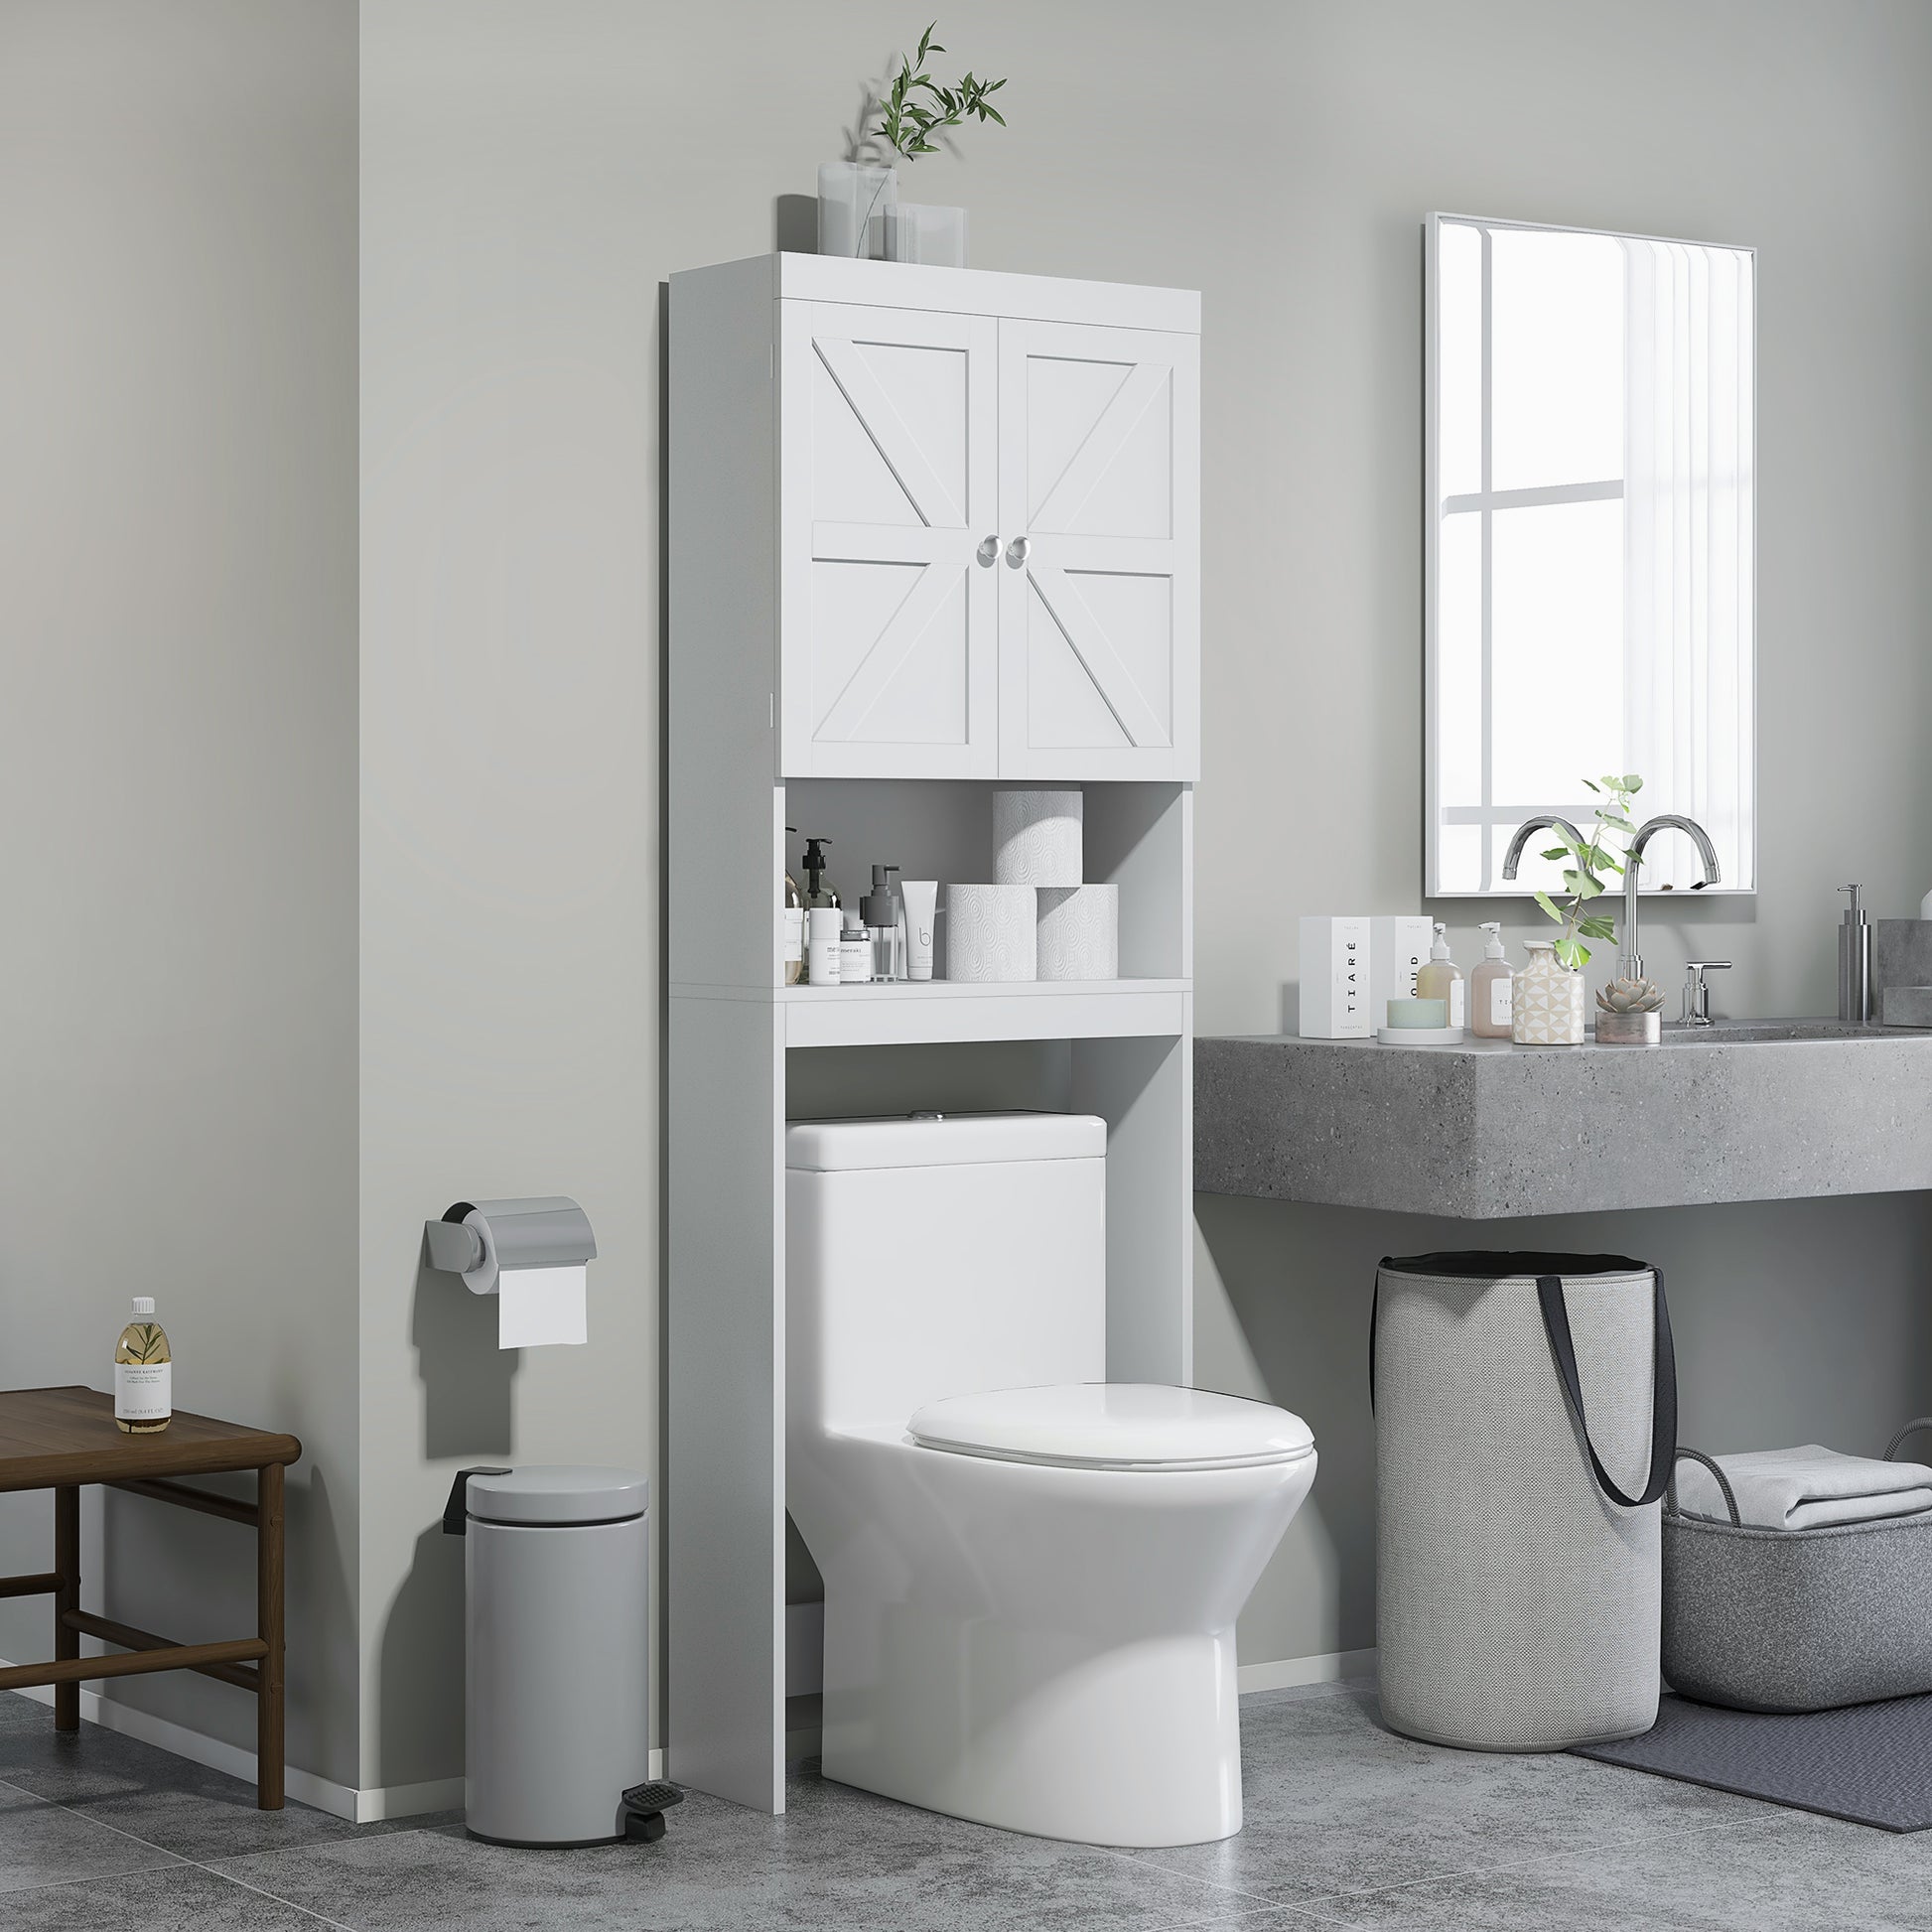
<box><xmin>0</xmin><ymin>1385</ymin><xmax>302</xmax><ymax>1808</ymax></box>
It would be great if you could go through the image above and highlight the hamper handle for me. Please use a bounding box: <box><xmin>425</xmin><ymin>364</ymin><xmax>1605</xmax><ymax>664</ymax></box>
<box><xmin>1666</xmin><ymin>1448</ymin><xmax>1739</xmax><ymax>1525</ymax></box>
<box><xmin>1885</xmin><ymin>1417</ymin><xmax>1932</xmax><ymax>1461</ymax></box>
<box><xmin>1369</xmin><ymin>1261</ymin><xmax>1678</xmax><ymax>1510</ymax></box>
<box><xmin>1535</xmin><ymin>1271</ymin><xmax>1677</xmax><ymax>1510</ymax></box>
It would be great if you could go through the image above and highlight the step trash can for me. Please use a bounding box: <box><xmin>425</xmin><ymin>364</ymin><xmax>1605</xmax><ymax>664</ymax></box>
<box><xmin>1373</xmin><ymin>1251</ymin><xmax>1677</xmax><ymax>1752</ymax></box>
<box><xmin>443</xmin><ymin>1465</ymin><xmax>652</xmax><ymax>1845</ymax></box>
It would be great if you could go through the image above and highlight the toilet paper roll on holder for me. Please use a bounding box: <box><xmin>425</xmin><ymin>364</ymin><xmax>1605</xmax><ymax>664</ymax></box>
<box><xmin>424</xmin><ymin>1196</ymin><xmax>597</xmax><ymax>1297</ymax></box>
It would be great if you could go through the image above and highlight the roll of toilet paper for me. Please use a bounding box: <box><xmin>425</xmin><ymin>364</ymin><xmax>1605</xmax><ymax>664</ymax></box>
<box><xmin>1036</xmin><ymin>885</ymin><xmax>1119</xmax><ymax>981</ymax></box>
<box><xmin>993</xmin><ymin>790</ymin><xmax>1083</xmax><ymax>888</ymax></box>
<box><xmin>945</xmin><ymin>884</ymin><xmax>1037</xmax><ymax>982</ymax></box>
<box><xmin>460</xmin><ymin>1208</ymin><xmax>589</xmax><ymax>1349</ymax></box>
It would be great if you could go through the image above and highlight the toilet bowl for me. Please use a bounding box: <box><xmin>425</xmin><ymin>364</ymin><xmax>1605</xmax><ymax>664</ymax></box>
<box><xmin>786</xmin><ymin>1113</ymin><xmax>1315</xmax><ymax>1848</ymax></box>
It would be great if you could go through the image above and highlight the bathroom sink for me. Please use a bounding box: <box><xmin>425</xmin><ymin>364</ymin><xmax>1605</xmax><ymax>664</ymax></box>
<box><xmin>1659</xmin><ymin>1019</ymin><xmax>1930</xmax><ymax>1043</ymax></box>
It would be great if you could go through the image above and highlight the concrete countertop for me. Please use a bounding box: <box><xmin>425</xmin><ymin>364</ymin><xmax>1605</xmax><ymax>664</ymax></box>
<box><xmin>1195</xmin><ymin>1022</ymin><xmax>1932</xmax><ymax>1218</ymax></box>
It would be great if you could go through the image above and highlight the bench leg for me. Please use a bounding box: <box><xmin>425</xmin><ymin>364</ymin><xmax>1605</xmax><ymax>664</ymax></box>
<box><xmin>54</xmin><ymin>1487</ymin><xmax>78</xmax><ymax>1731</ymax></box>
<box><xmin>256</xmin><ymin>1462</ymin><xmax>284</xmax><ymax>1809</ymax></box>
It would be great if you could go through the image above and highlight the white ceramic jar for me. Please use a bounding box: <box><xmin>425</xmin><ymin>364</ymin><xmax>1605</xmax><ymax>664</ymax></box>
<box><xmin>1513</xmin><ymin>940</ymin><xmax>1587</xmax><ymax>1045</ymax></box>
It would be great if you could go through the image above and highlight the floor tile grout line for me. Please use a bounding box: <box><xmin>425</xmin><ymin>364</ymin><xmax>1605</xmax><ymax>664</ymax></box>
<box><xmin>198</xmin><ymin>1861</ymin><xmax>363</xmax><ymax>1932</ymax></box>
<box><xmin>1088</xmin><ymin>1841</ymin><xmax>1285</xmax><ymax>1912</ymax></box>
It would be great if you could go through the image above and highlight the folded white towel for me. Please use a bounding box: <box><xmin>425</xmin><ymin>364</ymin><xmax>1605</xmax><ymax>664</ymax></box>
<box><xmin>1677</xmin><ymin>1445</ymin><xmax>1932</xmax><ymax>1531</ymax></box>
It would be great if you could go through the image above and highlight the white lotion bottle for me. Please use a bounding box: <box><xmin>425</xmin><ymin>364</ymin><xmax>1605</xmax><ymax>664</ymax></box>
<box><xmin>1415</xmin><ymin>921</ymin><xmax>1466</xmax><ymax>1030</ymax></box>
<box><xmin>1471</xmin><ymin>921</ymin><xmax>1514</xmax><ymax>1037</ymax></box>
<box><xmin>806</xmin><ymin>906</ymin><xmax>843</xmax><ymax>985</ymax></box>
<box><xmin>900</xmin><ymin>881</ymin><xmax>938</xmax><ymax>981</ymax></box>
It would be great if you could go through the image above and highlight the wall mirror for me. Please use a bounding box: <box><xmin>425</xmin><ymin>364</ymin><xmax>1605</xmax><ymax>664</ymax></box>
<box><xmin>1425</xmin><ymin>213</ymin><xmax>1756</xmax><ymax>897</ymax></box>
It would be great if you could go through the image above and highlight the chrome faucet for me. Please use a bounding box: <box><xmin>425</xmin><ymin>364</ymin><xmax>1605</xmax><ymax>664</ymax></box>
<box><xmin>1500</xmin><ymin>816</ymin><xmax>1590</xmax><ymax>887</ymax></box>
<box><xmin>1681</xmin><ymin>960</ymin><xmax>1731</xmax><ymax>1027</ymax></box>
<box><xmin>1620</xmin><ymin>816</ymin><xmax>1722</xmax><ymax>980</ymax></box>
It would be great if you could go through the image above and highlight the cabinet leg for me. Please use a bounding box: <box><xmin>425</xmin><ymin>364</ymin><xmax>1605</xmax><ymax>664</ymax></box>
<box><xmin>53</xmin><ymin>1487</ymin><xmax>78</xmax><ymax>1731</ymax></box>
<box><xmin>256</xmin><ymin>1462</ymin><xmax>285</xmax><ymax>1809</ymax></box>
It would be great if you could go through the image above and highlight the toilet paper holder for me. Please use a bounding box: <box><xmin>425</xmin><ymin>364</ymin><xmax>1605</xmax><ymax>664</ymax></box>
<box><xmin>425</xmin><ymin>1196</ymin><xmax>597</xmax><ymax>1298</ymax></box>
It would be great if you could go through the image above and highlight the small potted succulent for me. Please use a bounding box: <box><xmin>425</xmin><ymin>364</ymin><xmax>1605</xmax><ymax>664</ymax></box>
<box><xmin>1596</xmin><ymin>974</ymin><xmax>1666</xmax><ymax>1045</ymax></box>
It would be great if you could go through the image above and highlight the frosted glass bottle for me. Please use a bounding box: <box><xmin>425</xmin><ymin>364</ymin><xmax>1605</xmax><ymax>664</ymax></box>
<box><xmin>114</xmin><ymin>1296</ymin><xmax>172</xmax><ymax>1435</ymax></box>
<box><xmin>1471</xmin><ymin>921</ymin><xmax>1514</xmax><ymax>1037</ymax></box>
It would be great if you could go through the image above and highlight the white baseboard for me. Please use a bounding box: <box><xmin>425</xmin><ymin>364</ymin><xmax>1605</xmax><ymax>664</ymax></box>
<box><xmin>1237</xmin><ymin>1646</ymin><xmax>1378</xmax><ymax>1693</ymax></box>
<box><xmin>1</xmin><ymin>1670</ymin><xmax>659</xmax><ymax>1824</ymax></box>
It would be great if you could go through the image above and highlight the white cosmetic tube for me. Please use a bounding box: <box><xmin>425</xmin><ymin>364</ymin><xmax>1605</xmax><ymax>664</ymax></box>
<box><xmin>900</xmin><ymin>880</ymin><xmax>938</xmax><ymax>981</ymax></box>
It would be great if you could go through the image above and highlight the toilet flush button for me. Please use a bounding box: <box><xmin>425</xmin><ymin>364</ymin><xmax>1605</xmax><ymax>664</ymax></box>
<box><xmin>909</xmin><ymin>1111</ymin><xmax>946</xmax><ymax>1121</ymax></box>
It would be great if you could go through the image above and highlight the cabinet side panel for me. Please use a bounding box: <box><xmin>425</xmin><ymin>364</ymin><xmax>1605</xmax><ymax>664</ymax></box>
<box><xmin>1075</xmin><ymin>1029</ymin><xmax>1192</xmax><ymax>1387</ymax></box>
<box><xmin>667</xmin><ymin>994</ymin><xmax>783</xmax><ymax>1810</ymax></box>
<box><xmin>671</xmin><ymin>259</ymin><xmax>778</xmax><ymax>990</ymax></box>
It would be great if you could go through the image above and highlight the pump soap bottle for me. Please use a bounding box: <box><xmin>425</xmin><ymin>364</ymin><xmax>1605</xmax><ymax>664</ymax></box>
<box><xmin>863</xmin><ymin>867</ymin><xmax>900</xmax><ymax>982</ymax></box>
<box><xmin>782</xmin><ymin>826</ymin><xmax>804</xmax><ymax>986</ymax></box>
<box><xmin>1471</xmin><ymin>921</ymin><xmax>1513</xmax><ymax>1037</ymax></box>
<box><xmin>1416</xmin><ymin>922</ymin><xmax>1466</xmax><ymax>1031</ymax></box>
<box><xmin>114</xmin><ymin>1297</ymin><xmax>171</xmax><ymax>1435</ymax></box>
<box><xmin>800</xmin><ymin>837</ymin><xmax>839</xmax><ymax>910</ymax></box>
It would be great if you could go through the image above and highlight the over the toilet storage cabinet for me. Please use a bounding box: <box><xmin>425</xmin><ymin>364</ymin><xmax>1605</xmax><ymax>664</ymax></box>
<box><xmin>670</xmin><ymin>254</ymin><xmax>1200</xmax><ymax>1814</ymax></box>
<box><xmin>778</xmin><ymin>267</ymin><xmax>1199</xmax><ymax>780</ymax></box>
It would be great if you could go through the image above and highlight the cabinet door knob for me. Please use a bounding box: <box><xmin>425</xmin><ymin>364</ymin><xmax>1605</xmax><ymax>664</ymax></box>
<box><xmin>976</xmin><ymin>535</ymin><xmax>1000</xmax><ymax>567</ymax></box>
<box><xmin>1005</xmin><ymin>536</ymin><xmax>1033</xmax><ymax>568</ymax></box>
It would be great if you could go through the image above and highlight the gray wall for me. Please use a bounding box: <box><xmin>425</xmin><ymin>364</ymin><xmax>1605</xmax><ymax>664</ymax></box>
<box><xmin>0</xmin><ymin>1</ymin><xmax>360</xmax><ymax>1788</ymax></box>
<box><xmin>8</xmin><ymin>0</ymin><xmax>1928</xmax><ymax>1804</ymax></box>
<box><xmin>354</xmin><ymin>0</ymin><xmax>1932</xmax><ymax>1779</ymax></box>
<box><xmin>357</xmin><ymin>3</ymin><xmax>660</xmax><ymax>1789</ymax></box>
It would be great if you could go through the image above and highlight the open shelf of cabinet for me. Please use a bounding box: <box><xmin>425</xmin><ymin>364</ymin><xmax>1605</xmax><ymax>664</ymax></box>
<box><xmin>668</xmin><ymin>253</ymin><xmax>1201</xmax><ymax>1817</ymax></box>
<box><xmin>675</xmin><ymin>978</ymin><xmax>1191</xmax><ymax>1048</ymax></box>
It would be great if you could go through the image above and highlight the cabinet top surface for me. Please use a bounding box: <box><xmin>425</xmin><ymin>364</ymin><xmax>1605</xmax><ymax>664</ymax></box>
<box><xmin>672</xmin><ymin>252</ymin><xmax>1200</xmax><ymax>334</ymax></box>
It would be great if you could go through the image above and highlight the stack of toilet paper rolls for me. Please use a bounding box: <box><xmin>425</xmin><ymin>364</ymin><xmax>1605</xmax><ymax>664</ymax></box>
<box><xmin>944</xmin><ymin>790</ymin><xmax>1119</xmax><ymax>983</ymax></box>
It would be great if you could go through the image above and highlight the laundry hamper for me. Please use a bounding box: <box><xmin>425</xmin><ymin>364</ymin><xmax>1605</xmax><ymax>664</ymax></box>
<box><xmin>1663</xmin><ymin>1422</ymin><xmax>1932</xmax><ymax>1714</ymax></box>
<box><xmin>1374</xmin><ymin>1252</ymin><xmax>1676</xmax><ymax>1751</ymax></box>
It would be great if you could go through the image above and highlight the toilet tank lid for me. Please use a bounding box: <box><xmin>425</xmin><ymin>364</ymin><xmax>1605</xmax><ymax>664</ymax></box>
<box><xmin>908</xmin><ymin>1383</ymin><xmax>1315</xmax><ymax>1470</ymax></box>
<box><xmin>785</xmin><ymin>1111</ymin><xmax>1106</xmax><ymax>1172</ymax></box>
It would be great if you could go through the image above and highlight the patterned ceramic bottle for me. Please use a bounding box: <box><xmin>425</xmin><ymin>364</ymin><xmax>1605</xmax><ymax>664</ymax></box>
<box><xmin>1512</xmin><ymin>940</ymin><xmax>1586</xmax><ymax>1045</ymax></box>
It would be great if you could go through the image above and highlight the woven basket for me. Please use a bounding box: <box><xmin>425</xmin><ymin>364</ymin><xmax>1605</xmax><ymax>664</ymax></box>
<box><xmin>1663</xmin><ymin>1423</ymin><xmax>1932</xmax><ymax>1713</ymax></box>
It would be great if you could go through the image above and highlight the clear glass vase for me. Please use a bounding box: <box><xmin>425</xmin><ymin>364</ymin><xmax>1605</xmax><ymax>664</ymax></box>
<box><xmin>885</xmin><ymin>202</ymin><xmax>968</xmax><ymax>268</ymax></box>
<box><xmin>817</xmin><ymin>161</ymin><xmax>897</xmax><ymax>260</ymax></box>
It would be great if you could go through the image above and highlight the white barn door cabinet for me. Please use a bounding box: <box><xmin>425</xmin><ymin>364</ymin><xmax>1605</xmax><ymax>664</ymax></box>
<box><xmin>669</xmin><ymin>253</ymin><xmax>1201</xmax><ymax>1813</ymax></box>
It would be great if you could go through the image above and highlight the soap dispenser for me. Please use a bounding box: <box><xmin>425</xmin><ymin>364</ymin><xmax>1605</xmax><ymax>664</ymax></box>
<box><xmin>1839</xmin><ymin>884</ymin><xmax>1872</xmax><ymax>1024</ymax></box>
<box><xmin>800</xmin><ymin>837</ymin><xmax>840</xmax><ymax>910</ymax></box>
<box><xmin>1471</xmin><ymin>921</ymin><xmax>1513</xmax><ymax>1037</ymax></box>
<box><xmin>863</xmin><ymin>867</ymin><xmax>900</xmax><ymax>982</ymax></box>
<box><xmin>1416</xmin><ymin>922</ymin><xmax>1466</xmax><ymax>1030</ymax></box>
<box><xmin>782</xmin><ymin>826</ymin><xmax>804</xmax><ymax>986</ymax></box>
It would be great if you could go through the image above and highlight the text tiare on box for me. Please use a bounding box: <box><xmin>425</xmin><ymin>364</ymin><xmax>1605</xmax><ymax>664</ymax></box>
<box><xmin>1300</xmin><ymin>916</ymin><xmax>1371</xmax><ymax>1037</ymax></box>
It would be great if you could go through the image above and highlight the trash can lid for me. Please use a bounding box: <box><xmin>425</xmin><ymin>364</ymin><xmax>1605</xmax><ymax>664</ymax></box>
<box><xmin>466</xmin><ymin>1465</ymin><xmax>647</xmax><ymax>1526</ymax></box>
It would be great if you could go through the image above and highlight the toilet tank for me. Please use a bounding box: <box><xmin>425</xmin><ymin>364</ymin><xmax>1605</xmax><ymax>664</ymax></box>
<box><xmin>786</xmin><ymin>1112</ymin><xmax>1106</xmax><ymax>1431</ymax></box>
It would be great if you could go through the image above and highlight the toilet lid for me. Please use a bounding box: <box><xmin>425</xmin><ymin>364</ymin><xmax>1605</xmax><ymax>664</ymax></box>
<box><xmin>907</xmin><ymin>1384</ymin><xmax>1314</xmax><ymax>1472</ymax></box>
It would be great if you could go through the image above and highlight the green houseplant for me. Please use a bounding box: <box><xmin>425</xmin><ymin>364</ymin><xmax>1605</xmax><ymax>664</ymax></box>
<box><xmin>1513</xmin><ymin>774</ymin><xmax>1643</xmax><ymax>1046</ymax></box>
<box><xmin>872</xmin><ymin>24</ymin><xmax>1008</xmax><ymax>266</ymax></box>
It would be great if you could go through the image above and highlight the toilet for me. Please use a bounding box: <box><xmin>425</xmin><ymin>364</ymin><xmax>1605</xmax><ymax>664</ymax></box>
<box><xmin>785</xmin><ymin>1111</ymin><xmax>1316</xmax><ymax>1849</ymax></box>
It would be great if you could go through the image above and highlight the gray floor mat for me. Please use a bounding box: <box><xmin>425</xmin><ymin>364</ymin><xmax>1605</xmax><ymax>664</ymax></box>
<box><xmin>1575</xmin><ymin>1692</ymin><xmax>1932</xmax><ymax>1832</ymax></box>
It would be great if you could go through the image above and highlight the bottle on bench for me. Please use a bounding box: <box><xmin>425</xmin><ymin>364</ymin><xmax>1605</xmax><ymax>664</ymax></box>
<box><xmin>114</xmin><ymin>1297</ymin><xmax>172</xmax><ymax>1436</ymax></box>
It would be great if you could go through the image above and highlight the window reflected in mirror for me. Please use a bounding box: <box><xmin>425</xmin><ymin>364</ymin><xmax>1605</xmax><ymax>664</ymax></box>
<box><xmin>1426</xmin><ymin>214</ymin><xmax>1755</xmax><ymax>897</ymax></box>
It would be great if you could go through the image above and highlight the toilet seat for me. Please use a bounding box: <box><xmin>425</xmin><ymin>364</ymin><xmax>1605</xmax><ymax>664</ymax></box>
<box><xmin>907</xmin><ymin>1382</ymin><xmax>1314</xmax><ymax>1472</ymax></box>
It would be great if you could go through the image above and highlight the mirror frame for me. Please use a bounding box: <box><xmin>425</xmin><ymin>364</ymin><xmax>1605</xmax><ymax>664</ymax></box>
<box><xmin>1423</xmin><ymin>211</ymin><xmax>1758</xmax><ymax>899</ymax></box>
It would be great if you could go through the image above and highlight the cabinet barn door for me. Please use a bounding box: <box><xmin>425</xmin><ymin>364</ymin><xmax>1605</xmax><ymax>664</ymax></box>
<box><xmin>779</xmin><ymin>302</ymin><xmax>998</xmax><ymax>777</ymax></box>
<box><xmin>996</xmin><ymin>321</ymin><xmax>1199</xmax><ymax>780</ymax></box>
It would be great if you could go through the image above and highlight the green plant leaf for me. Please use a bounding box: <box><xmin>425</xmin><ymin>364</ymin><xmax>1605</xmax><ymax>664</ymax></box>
<box><xmin>1623</xmin><ymin>774</ymin><xmax>1643</xmax><ymax>791</ymax></box>
<box><xmin>1533</xmin><ymin>890</ymin><xmax>1565</xmax><ymax>925</ymax></box>
<box><xmin>1539</xmin><ymin>846</ymin><xmax>1569</xmax><ymax>863</ymax></box>
<box><xmin>1556</xmin><ymin>937</ymin><xmax>1589</xmax><ymax>970</ymax></box>
<box><xmin>1579</xmin><ymin>915</ymin><xmax>1617</xmax><ymax>940</ymax></box>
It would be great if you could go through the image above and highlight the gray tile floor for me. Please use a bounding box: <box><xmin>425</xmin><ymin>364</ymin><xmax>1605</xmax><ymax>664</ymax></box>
<box><xmin>4</xmin><ymin>1679</ymin><xmax>1929</xmax><ymax>1930</ymax></box>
